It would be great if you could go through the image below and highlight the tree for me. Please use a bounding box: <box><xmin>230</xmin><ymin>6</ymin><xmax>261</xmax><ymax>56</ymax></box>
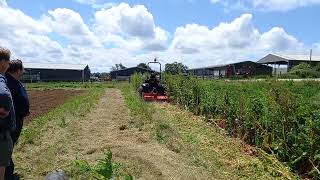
<box><xmin>91</xmin><ymin>72</ymin><xmax>109</xmax><ymax>78</ymax></box>
<box><xmin>137</xmin><ymin>63</ymin><xmax>151</xmax><ymax>70</ymax></box>
<box><xmin>165</xmin><ymin>62</ymin><xmax>188</xmax><ymax>74</ymax></box>
<box><xmin>289</xmin><ymin>63</ymin><xmax>320</xmax><ymax>78</ymax></box>
<box><xmin>91</xmin><ymin>72</ymin><xmax>101</xmax><ymax>78</ymax></box>
<box><xmin>111</xmin><ymin>63</ymin><xmax>127</xmax><ymax>71</ymax></box>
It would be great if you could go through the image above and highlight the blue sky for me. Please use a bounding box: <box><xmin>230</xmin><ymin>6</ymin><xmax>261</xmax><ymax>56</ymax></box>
<box><xmin>1</xmin><ymin>0</ymin><xmax>320</xmax><ymax>72</ymax></box>
<box><xmin>7</xmin><ymin>0</ymin><xmax>320</xmax><ymax>43</ymax></box>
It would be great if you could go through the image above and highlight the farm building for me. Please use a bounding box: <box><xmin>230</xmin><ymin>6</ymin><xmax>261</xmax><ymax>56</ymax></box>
<box><xmin>188</xmin><ymin>61</ymin><xmax>272</xmax><ymax>78</ymax></box>
<box><xmin>22</xmin><ymin>63</ymin><xmax>90</xmax><ymax>82</ymax></box>
<box><xmin>110</xmin><ymin>67</ymin><xmax>155</xmax><ymax>80</ymax></box>
<box><xmin>257</xmin><ymin>54</ymin><xmax>320</xmax><ymax>75</ymax></box>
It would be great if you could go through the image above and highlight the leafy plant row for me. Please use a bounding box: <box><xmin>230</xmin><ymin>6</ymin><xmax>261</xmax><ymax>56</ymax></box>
<box><xmin>163</xmin><ymin>74</ymin><xmax>320</xmax><ymax>178</ymax></box>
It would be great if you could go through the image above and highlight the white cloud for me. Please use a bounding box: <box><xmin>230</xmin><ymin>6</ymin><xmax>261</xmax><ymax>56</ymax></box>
<box><xmin>0</xmin><ymin>4</ymin><xmax>64</xmax><ymax>62</ymax></box>
<box><xmin>45</xmin><ymin>8</ymin><xmax>101</xmax><ymax>47</ymax></box>
<box><xmin>92</xmin><ymin>2</ymin><xmax>116</xmax><ymax>9</ymax></box>
<box><xmin>0</xmin><ymin>2</ymin><xmax>169</xmax><ymax>71</ymax></box>
<box><xmin>210</xmin><ymin>0</ymin><xmax>221</xmax><ymax>4</ymax></box>
<box><xmin>10</xmin><ymin>33</ymin><xmax>64</xmax><ymax>60</ymax></box>
<box><xmin>0</xmin><ymin>1</ymin><xmax>316</xmax><ymax>72</ymax></box>
<box><xmin>95</xmin><ymin>3</ymin><xmax>156</xmax><ymax>38</ymax></box>
<box><xmin>94</xmin><ymin>3</ymin><xmax>169</xmax><ymax>51</ymax></box>
<box><xmin>72</xmin><ymin>0</ymin><xmax>116</xmax><ymax>9</ymax></box>
<box><xmin>258</xmin><ymin>27</ymin><xmax>303</xmax><ymax>51</ymax></box>
<box><xmin>253</xmin><ymin>0</ymin><xmax>320</xmax><ymax>11</ymax></box>
<box><xmin>170</xmin><ymin>13</ymin><xmax>307</xmax><ymax>68</ymax></box>
<box><xmin>143</xmin><ymin>27</ymin><xmax>169</xmax><ymax>51</ymax></box>
<box><xmin>210</xmin><ymin>0</ymin><xmax>320</xmax><ymax>11</ymax></box>
<box><xmin>72</xmin><ymin>0</ymin><xmax>96</xmax><ymax>5</ymax></box>
<box><xmin>0</xmin><ymin>0</ymin><xmax>7</xmax><ymax>6</ymax></box>
<box><xmin>0</xmin><ymin>5</ymin><xmax>51</xmax><ymax>34</ymax></box>
<box><xmin>171</xmin><ymin>14</ymin><xmax>260</xmax><ymax>53</ymax></box>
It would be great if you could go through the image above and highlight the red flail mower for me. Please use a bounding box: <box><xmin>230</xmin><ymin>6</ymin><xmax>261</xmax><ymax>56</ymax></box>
<box><xmin>142</xmin><ymin>90</ymin><xmax>168</xmax><ymax>102</ymax></box>
<box><xmin>138</xmin><ymin>59</ymin><xmax>169</xmax><ymax>102</ymax></box>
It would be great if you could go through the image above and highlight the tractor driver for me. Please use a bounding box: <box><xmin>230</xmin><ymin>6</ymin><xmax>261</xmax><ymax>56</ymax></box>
<box><xmin>146</xmin><ymin>73</ymin><xmax>159</xmax><ymax>90</ymax></box>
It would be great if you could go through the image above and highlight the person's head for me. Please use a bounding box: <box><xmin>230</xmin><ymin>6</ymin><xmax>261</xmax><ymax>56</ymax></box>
<box><xmin>7</xmin><ymin>59</ymin><xmax>24</xmax><ymax>80</ymax></box>
<box><xmin>150</xmin><ymin>73</ymin><xmax>156</xmax><ymax>79</ymax></box>
<box><xmin>0</xmin><ymin>47</ymin><xmax>11</xmax><ymax>75</ymax></box>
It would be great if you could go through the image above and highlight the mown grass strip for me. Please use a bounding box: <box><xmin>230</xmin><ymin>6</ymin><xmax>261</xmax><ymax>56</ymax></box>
<box><xmin>119</xmin><ymin>83</ymin><xmax>298</xmax><ymax>180</ymax></box>
<box><xmin>14</xmin><ymin>85</ymin><xmax>106</xmax><ymax>179</ymax></box>
<box><xmin>119</xmin><ymin>84</ymin><xmax>154</xmax><ymax>128</ymax></box>
<box><xmin>18</xmin><ymin>86</ymin><xmax>105</xmax><ymax>146</ymax></box>
<box><xmin>15</xmin><ymin>85</ymin><xmax>135</xmax><ymax>179</ymax></box>
<box><xmin>157</xmin><ymin>104</ymin><xmax>298</xmax><ymax>179</ymax></box>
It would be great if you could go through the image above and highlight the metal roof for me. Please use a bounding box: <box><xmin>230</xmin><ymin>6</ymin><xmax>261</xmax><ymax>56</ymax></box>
<box><xmin>189</xmin><ymin>65</ymin><xmax>224</xmax><ymax>71</ymax></box>
<box><xmin>189</xmin><ymin>61</ymin><xmax>254</xmax><ymax>70</ymax></box>
<box><xmin>23</xmin><ymin>62</ymin><xmax>88</xmax><ymax>70</ymax></box>
<box><xmin>257</xmin><ymin>54</ymin><xmax>320</xmax><ymax>64</ymax></box>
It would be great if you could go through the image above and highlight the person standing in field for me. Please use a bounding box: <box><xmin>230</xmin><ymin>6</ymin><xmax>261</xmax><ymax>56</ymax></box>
<box><xmin>0</xmin><ymin>47</ymin><xmax>15</xmax><ymax>180</ymax></box>
<box><xmin>5</xmin><ymin>59</ymin><xmax>30</xmax><ymax>180</ymax></box>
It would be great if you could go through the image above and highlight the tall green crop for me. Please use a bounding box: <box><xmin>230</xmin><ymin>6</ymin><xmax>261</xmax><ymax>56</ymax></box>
<box><xmin>163</xmin><ymin>74</ymin><xmax>320</xmax><ymax>177</ymax></box>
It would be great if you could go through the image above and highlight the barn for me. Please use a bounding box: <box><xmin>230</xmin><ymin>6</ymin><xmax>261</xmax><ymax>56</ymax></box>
<box><xmin>22</xmin><ymin>63</ymin><xmax>90</xmax><ymax>82</ymax></box>
<box><xmin>189</xmin><ymin>61</ymin><xmax>272</xmax><ymax>78</ymax></box>
<box><xmin>110</xmin><ymin>67</ymin><xmax>155</xmax><ymax>80</ymax></box>
<box><xmin>257</xmin><ymin>54</ymin><xmax>320</xmax><ymax>75</ymax></box>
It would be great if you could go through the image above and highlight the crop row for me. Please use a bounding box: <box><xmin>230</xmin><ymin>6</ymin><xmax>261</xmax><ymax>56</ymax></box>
<box><xmin>163</xmin><ymin>75</ymin><xmax>320</xmax><ymax>178</ymax></box>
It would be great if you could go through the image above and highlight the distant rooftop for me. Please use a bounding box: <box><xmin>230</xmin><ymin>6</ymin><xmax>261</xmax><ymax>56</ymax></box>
<box><xmin>189</xmin><ymin>61</ymin><xmax>254</xmax><ymax>70</ymax></box>
<box><xmin>23</xmin><ymin>62</ymin><xmax>88</xmax><ymax>70</ymax></box>
<box><xmin>258</xmin><ymin>54</ymin><xmax>320</xmax><ymax>64</ymax></box>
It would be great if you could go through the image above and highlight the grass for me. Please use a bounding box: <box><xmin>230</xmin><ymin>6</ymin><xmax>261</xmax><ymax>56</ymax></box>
<box><xmin>13</xmin><ymin>81</ymin><xmax>298</xmax><ymax>179</ymax></box>
<box><xmin>119</xmin><ymin>83</ymin><xmax>298</xmax><ymax>179</ymax></box>
<box><xmin>159</xmin><ymin>106</ymin><xmax>297</xmax><ymax>179</ymax></box>
<box><xmin>155</xmin><ymin>122</ymin><xmax>175</xmax><ymax>143</ymax></box>
<box><xmin>24</xmin><ymin>81</ymin><xmax>115</xmax><ymax>90</ymax></box>
<box><xmin>14</xmin><ymin>83</ymin><xmax>108</xmax><ymax>178</ymax></box>
<box><xmin>119</xmin><ymin>83</ymin><xmax>182</xmax><ymax>152</ymax></box>
<box><xmin>18</xmin><ymin>86</ymin><xmax>103</xmax><ymax>145</ymax></box>
<box><xmin>119</xmin><ymin>84</ymin><xmax>154</xmax><ymax>129</ymax></box>
<box><xmin>67</xmin><ymin>149</ymin><xmax>133</xmax><ymax>180</ymax></box>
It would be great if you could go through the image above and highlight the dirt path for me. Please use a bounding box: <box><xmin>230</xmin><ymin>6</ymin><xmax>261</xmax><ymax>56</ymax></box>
<box><xmin>69</xmin><ymin>88</ymin><xmax>212</xmax><ymax>179</ymax></box>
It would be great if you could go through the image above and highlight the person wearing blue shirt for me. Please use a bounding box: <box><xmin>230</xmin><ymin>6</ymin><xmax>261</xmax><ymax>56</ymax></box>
<box><xmin>0</xmin><ymin>47</ymin><xmax>15</xmax><ymax>180</ymax></box>
<box><xmin>5</xmin><ymin>59</ymin><xmax>30</xmax><ymax>180</ymax></box>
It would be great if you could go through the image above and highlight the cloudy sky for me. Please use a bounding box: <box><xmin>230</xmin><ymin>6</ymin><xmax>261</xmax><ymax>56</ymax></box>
<box><xmin>1</xmin><ymin>0</ymin><xmax>320</xmax><ymax>72</ymax></box>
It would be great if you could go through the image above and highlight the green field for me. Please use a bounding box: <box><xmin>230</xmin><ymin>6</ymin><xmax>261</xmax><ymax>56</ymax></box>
<box><xmin>12</xmin><ymin>80</ymin><xmax>314</xmax><ymax>179</ymax></box>
<box><xmin>24</xmin><ymin>82</ymin><xmax>115</xmax><ymax>90</ymax></box>
<box><xmin>160</xmin><ymin>74</ymin><xmax>320</xmax><ymax>178</ymax></box>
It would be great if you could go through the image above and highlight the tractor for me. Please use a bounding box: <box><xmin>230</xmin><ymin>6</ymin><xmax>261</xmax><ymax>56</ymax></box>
<box><xmin>138</xmin><ymin>59</ymin><xmax>168</xmax><ymax>102</ymax></box>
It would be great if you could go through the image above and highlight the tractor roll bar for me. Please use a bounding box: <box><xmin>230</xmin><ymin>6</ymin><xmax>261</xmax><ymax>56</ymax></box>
<box><xmin>147</xmin><ymin>58</ymin><xmax>162</xmax><ymax>80</ymax></box>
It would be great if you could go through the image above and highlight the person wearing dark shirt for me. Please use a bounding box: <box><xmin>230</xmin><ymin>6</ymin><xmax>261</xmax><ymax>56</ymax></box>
<box><xmin>0</xmin><ymin>47</ymin><xmax>15</xmax><ymax>180</ymax></box>
<box><xmin>146</xmin><ymin>73</ymin><xmax>159</xmax><ymax>90</ymax></box>
<box><xmin>5</xmin><ymin>60</ymin><xmax>29</xmax><ymax>180</ymax></box>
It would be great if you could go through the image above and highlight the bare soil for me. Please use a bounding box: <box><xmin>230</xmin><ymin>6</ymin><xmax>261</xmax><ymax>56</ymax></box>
<box><xmin>25</xmin><ymin>89</ymin><xmax>85</xmax><ymax>122</ymax></box>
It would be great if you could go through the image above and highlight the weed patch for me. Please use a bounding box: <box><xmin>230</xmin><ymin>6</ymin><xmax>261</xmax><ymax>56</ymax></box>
<box><xmin>67</xmin><ymin>149</ymin><xmax>133</xmax><ymax>180</ymax></box>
